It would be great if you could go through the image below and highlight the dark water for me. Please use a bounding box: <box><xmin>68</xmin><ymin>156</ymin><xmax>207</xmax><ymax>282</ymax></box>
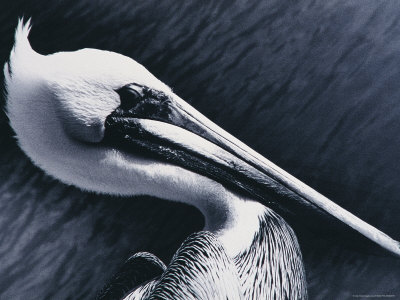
<box><xmin>1</xmin><ymin>0</ymin><xmax>400</xmax><ymax>299</ymax></box>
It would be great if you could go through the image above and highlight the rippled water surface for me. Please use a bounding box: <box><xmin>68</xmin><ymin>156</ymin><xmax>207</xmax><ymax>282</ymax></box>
<box><xmin>1</xmin><ymin>1</ymin><xmax>400</xmax><ymax>299</ymax></box>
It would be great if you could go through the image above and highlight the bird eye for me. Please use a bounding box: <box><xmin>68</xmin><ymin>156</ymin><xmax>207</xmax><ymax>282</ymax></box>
<box><xmin>116</xmin><ymin>84</ymin><xmax>143</xmax><ymax>110</ymax></box>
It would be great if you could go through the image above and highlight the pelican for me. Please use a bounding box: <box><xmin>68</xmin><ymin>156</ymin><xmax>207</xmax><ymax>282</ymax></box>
<box><xmin>4</xmin><ymin>19</ymin><xmax>400</xmax><ymax>299</ymax></box>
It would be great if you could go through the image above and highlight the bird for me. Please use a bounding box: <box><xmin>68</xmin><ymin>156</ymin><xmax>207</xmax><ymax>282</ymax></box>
<box><xmin>4</xmin><ymin>19</ymin><xmax>400</xmax><ymax>299</ymax></box>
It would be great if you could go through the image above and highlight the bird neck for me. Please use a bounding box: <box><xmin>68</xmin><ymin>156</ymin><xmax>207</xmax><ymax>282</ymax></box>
<box><xmin>192</xmin><ymin>189</ymin><xmax>266</xmax><ymax>258</ymax></box>
<box><xmin>234</xmin><ymin>207</ymin><xmax>308</xmax><ymax>299</ymax></box>
<box><xmin>193</xmin><ymin>191</ymin><xmax>308</xmax><ymax>299</ymax></box>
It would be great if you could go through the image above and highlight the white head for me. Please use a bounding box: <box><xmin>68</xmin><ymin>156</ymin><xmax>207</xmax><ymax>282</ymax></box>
<box><xmin>4</xmin><ymin>19</ymin><xmax>223</xmax><ymax>202</ymax></box>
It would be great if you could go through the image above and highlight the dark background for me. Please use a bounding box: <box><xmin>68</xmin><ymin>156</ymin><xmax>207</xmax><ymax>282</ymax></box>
<box><xmin>1</xmin><ymin>0</ymin><xmax>400</xmax><ymax>299</ymax></box>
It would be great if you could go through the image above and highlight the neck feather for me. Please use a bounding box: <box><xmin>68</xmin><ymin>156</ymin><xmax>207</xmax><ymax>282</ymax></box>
<box><xmin>193</xmin><ymin>190</ymin><xmax>266</xmax><ymax>257</ymax></box>
<box><xmin>234</xmin><ymin>207</ymin><xmax>308</xmax><ymax>299</ymax></box>
<box><xmin>193</xmin><ymin>190</ymin><xmax>308</xmax><ymax>299</ymax></box>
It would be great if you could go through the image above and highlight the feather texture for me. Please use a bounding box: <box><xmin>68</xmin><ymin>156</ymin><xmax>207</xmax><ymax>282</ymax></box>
<box><xmin>108</xmin><ymin>208</ymin><xmax>307</xmax><ymax>300</ymax></box>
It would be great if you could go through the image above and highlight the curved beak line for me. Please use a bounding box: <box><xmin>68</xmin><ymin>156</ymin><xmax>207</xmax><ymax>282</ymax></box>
<box><xmin>104</xmin><ymin>84</ymin><xmax>400</xmax><ymax>257</ymax></box>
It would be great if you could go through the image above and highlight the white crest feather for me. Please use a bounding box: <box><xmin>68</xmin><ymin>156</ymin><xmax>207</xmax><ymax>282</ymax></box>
<box><xmin>9</xmin><ymin>18</ymin><xmax>33</xmax><ymax>66</ymax></box>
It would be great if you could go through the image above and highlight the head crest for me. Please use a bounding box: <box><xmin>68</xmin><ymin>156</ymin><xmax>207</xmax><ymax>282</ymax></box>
<box><xmin>13</xmin><ymin>18</ymin><xmax>32</xmax><ymax>52</ymax></box>
<box><xmin>4</xmin><ymin>18</ymin><xmax>36</xmax><ymax>87</ymax></box>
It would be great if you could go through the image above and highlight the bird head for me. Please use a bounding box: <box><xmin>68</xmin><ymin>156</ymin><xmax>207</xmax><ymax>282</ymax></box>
<box><xmin>6</xmin><ymin>19</ymin><xmax>173</xmax><ymax>143</ymax></box>
<box><xmin>4</xmin><ymin>19</ymin><xmax>190</xmax><ymax>197</ymax></box>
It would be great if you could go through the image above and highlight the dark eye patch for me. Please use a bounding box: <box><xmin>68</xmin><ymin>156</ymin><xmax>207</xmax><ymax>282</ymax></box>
<box><xmin>114</xmin><ymin>84</ymin><xmax>173</xmax><ymax>120</ymax></box>
<box><xmin>116</xmin><ymin>84</ymin><xmax>143</xmax><ymax>110</ymax></box>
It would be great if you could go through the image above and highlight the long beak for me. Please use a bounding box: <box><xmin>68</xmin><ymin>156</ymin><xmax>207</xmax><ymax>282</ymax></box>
<box><xmin>103</xmin><ymin>84</ymin><xmax>400</xmax><ymax>257</ymax></box>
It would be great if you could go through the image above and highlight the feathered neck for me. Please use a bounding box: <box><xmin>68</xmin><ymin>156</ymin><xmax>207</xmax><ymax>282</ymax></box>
<box><xmin>234</xmin><ymin>207</ymin><xmax>307</xmax><ymax>299</ymax></box>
